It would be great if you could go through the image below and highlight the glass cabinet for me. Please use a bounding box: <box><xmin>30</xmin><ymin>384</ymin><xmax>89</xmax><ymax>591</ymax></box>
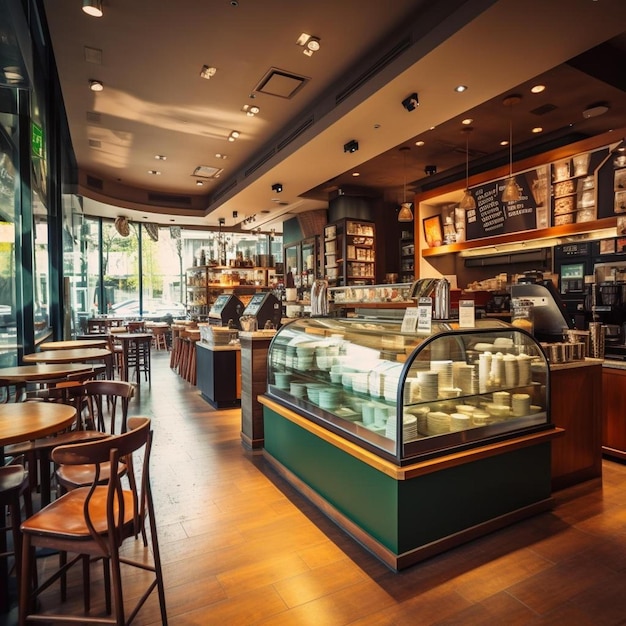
<box><xmin>266</xmin><ymin>317</ymin><xmax>549</xmax><ymax>464</ymax></box>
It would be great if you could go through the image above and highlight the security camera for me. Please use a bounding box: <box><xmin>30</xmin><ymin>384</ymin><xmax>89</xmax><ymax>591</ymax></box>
<box><xmin>344</xmin><ymin>140</ymin><xmax>359</xmax><ymax>153</ymax></box>
<box><xmin>402</xmin><ymin>92</ymin><xmax>419</xmax><ymax>112</ymax></box>
<box><xmin>425</xmin><ymin>165</ymin><xmax>437</xmax><ymax>176</ymax></box>
<box><xmin>271</xmin><ymin>183</ymin><xmax>283</xmax><ymax>193</ymax></box>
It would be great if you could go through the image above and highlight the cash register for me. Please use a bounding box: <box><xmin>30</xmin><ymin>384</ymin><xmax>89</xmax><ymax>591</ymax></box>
<box><xmin>208</xmin><ymin>294</ymin><xmax>244</xmax><ymax>329</ymax></box>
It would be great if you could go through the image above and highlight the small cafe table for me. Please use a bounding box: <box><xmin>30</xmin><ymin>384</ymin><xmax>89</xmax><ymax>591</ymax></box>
<box><xmin>40</xmin><ymin>338</ymin><xmax>109</xmax><ymax>350</ymax></box>
<box><xmin>22</xmin><ymin>347</ymin><xmax>111</xmax><ymax>364</ymax></box>
<box><xmin>111</xmin><ymin>333</ymin><xmax>153</xmax><ymax>383</ymax></box>
<box><xmin>0</xmin><ymin>363</ymin><xmax>94</xmax><ymax>401</ymax></box>
<box><xmin>0</xmin><ymin>401</ymin><xmax>77</xmax><ymax>611</ymax></box>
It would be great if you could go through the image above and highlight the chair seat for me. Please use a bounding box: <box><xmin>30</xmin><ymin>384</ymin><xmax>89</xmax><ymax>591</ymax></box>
<box><xmin>56</xmin><ymin>460</ymin><xmax>125</xmax><ymax>489</ymax></box>
<box><xmin>21</xmin><ymin>486</ymin><xmax>135</xmax><ymax>540</ymax></box>
<box><xmin>0</xmin><ymin>464</ymin><xmax>27</xmax><ymax>493</ymax></box>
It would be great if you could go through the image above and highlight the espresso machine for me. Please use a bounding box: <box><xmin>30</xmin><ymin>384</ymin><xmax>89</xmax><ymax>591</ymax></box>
<box><xmin>592</xmin><ymin>262</ymin><xmax>626</xmax><ymax>357</ymax></box>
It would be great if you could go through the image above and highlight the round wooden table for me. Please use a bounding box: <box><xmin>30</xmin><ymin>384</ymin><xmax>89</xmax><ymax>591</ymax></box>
<box><xmin>22</xmin><ymin>347</ymin><xmax>111</xmax><ymax>364</ymax></box>
<box><xmin>40</xmin><ymin>339</ymin><xmax>109</xmax><ymax>350</ymax></box>
<box><xmin>0</xmin><ymin>402</ymin><xmax>77</xmax><ymax>609</ymax></box>
<box><xmin>0</xmin><ymin>363</ymin><xmax>94</xmax><ymax>383</ymax></box>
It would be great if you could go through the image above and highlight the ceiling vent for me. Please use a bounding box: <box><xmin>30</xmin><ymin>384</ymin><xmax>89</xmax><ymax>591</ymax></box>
<box><xmin>276</xmin><ymin>116</ymin><xmax>315</xmax><ymax>152</ymax></box>
<box><xmin>212</xmin><ymin>179</ymin><xmax>238</xmax><ymax>202</ymax></box>
<box><xmin>245</xmin><ymin>149</ymin><xmax>276</xmax><ymax>178</ymax></box>
<box><xmin>254</xmin><ymin>68</ymin><xmax>309</xmax><ymax>99</ymax></box>
<box><xmin>147</xmin><ymin>193</ymin><xmax>192</xmax><ymax>206</ymax></box>
<box><xmin>86</xmin><ymin>175</ymin><xmax>103</xmax><ymax>190</ymax></box>
<box><xmin>530</xmin><ymin>103</ymin><xmax>558</xmax><ymax>116</ymax></box>
<box><xmin>193</xmin><ymin>165</ymin><xmax>222</xmax><ymax>179</ymax></box>
<box><xmin>84</xmin><ymin>46</ymin><xmax>102</xmax><ymax>64</ymax></box>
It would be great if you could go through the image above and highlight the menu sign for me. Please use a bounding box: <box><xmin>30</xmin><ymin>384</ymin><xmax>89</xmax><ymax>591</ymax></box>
<box><xmin>464</xmin><ymin>167</ymin><xmax>548</xmax><ymax>241</ymax></box>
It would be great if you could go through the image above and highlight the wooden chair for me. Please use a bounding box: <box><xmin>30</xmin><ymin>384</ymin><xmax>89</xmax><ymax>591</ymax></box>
<box><xmin>19</xmin><ymin>417</ymin><xmax>168</xmax><ymax>625</ymax></box>
<box><xmin>127</xmin><ymin>320</ymin><xmax>145</xmax><ymax>333</ymax></box>
<box><xmin>0</xmin><ymin>457</ymin><xmax>36</xmax><ymax>600</ymax></box>
<box><xmin>0</xmin><ymin>378</ymin><xmax>12</xmax><ymax>403</ymax></box>
<box><xmin>150</xmin><ymin>325</ymin><xmax>168</xmax><ymax>350</ymax></box>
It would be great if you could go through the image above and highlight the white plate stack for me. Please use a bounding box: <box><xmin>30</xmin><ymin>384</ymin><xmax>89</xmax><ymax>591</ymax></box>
<box><xmin>427</xmin><ymin>411</ymin><xmax>451</xmax><ymax>435</ymax></box>
<box><xmin>430</xmin><ymin>360</ymin><xmax>453</xmax><ymax>393</ymax></box>
<box><xmin>385</xmin><ymin>414</ymin><xmax>418</xmax><ymax>441</ymax></box>
<box><xmin>454</xmin><ymin>364</ymin><xmax>476</xmax><ymax>395</ymax></box>
<box><xmin>417</xmin><ymin>370</ymin><xmax>439</xmax><ymax>401</ymax></box>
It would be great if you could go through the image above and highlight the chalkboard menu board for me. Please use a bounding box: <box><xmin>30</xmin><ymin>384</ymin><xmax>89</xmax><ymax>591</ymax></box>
<box><xmin>464</xmin><ymin>166</ymin><xmax>549</xmax><ymax>241</ymax></box>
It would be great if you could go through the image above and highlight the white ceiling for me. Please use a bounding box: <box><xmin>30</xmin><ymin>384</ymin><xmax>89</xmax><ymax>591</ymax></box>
<box><xmin>41</xmin><ymin>0</ymin><xmax>626</xmax><ymax>233</ymax></box>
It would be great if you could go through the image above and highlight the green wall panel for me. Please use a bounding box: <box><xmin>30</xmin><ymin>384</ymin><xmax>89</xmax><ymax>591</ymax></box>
<box><xmin>264</xmin><ymin>409</ymin><xmax>399</xmax><ymax>551</ymax></box>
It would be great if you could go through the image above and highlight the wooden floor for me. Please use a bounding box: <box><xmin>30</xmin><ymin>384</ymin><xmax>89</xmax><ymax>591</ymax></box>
<box><xmin>5</xmin><ymin>351</ymin><xmax>626</xmax><ymax>625</ymax></box>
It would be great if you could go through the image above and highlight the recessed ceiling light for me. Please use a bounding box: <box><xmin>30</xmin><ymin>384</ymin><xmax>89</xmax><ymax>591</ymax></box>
<box><xmin>500</xmin><ymin>140</ymin><xmax>509</xmax><ymax>146</ymax></box>
<box><xmin>148</xmin><ymin>170</ymin><xmax>161</xmax><ymax>175</ymax></box>
<box><xmin>154</xmin><ymin>154</ymin><xmax>167</xmax><ymax>161</ymax></box>
<box><xmin>200</xmin><ymin>65</ymin><xmax>217</xmax><ymax>80</ymax></box>
<box><xmin>415</xmin><ymin>140</ymin><xmax>425</xmax><ymax>147</ymax></box>
<box><xmin>454</xmin><ymin>85</ymin><xmax>468</xmax><ymax>93</ymax></box>
<box><xmin>461</xmin><ymin>118</ymin><xmax>473</xmax><ymax>125</ymax></box>
<box><xmin>531</xmin><ymin>84</ymin><xmax>546</xmax><ymax>94</ymax></box>
<box><xmin>196</xmin><ymin>180</ymin><xmax>204</xmax><ymax>186</ymax></box>
<box><xmin>215</xmin><ymin>153</ymin><xmax>227</xmax><ymax>160</ymax></box>
<box><xmin>429</xmin><ymin>126</ymin><xmax>436</xmax><ymax>131</ymax></box>
<box><xmin>242</xmin><ymin>104</ymin><xmax>260</xmax><ymax>116</ymax></box>
<box><xmin>89</xmin><ymin>79</ymin><xmax>103</xmax><ymax>92</ymax></box>
<box><xmin>228</xmin><ymin>130</ymin><xmax>240</xmax><ymax>142</ymax></box>
<box><xmin>532</xmin><ymin>127</ymin><xmax>543</xmax><ymax>133</ymax></box>
<box><xmin>352</xmin><ymin>172</ymin><xmax>360</xmax><ymax>177</ymax></box>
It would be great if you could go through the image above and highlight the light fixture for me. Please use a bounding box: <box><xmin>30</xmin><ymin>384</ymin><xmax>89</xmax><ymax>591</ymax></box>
<box><xmin>196</xmin><ymin>180</ymin><xmax>204</xmax><ymax>186</ymax></box>
<box><xmin>454</xmin><ymin>85</ymin><xmax>468</xmax><ymax>93</ymax></box>
<box><xmin>228</xmin><ymin>130</ymin><xmax>240</xmax><ymax>142</ymax></box>
<box><xmin>242</xmin><ymin>104</ymin><xmax>260</xmax><ymax>116</ymax></box>
<box><xmin>459</xmin><ymin>127</ymin><xmax>476</xmax><ymax>211</ymax></box>
<box><xmin>82</xmin><ymin>0</ymin><xmax>103</xmax><ymax>17</ymax></box>
<box><xmin>154</xmin><ymin>154</ymin><xmax>167</xmax><ymax>161</ymax></box>
<box><xmin>398</xmin><ymin>147</ymin><xmax>414</xmax><ymax>223</ymax></box>
<box><xmin>344</xmin><ymin>140</ymin><xmax>359</xmax><ymax>153</ymax></box>
<box><xmin>271</xmin><ymin>183</ymin><xmax>283</xmax><ymax>193</ymax></box>
<box><xmin>502</xmin><ymin>94</ymin><xmax>522</xmax><ymax>203</ymax></box>
<box><xmin>461</xmin><ymin>118</ymin><xmax>473</xmax><ymax>125</ymax></box>
<box><xmin>89</xmin><ymin>79</ymin><xmax>103</xmax><ymax>92</ymax></box>
<box><xmin>200</xmin><ymin>65</ymin><xmax>217</xmax><ymax>80</ymax></box>
<box><xmin>148</xmin><ymin>170</ymin><xmax>161</xmax><ymax>175</ymax></box>
<box><xmin>530</xmin><ymin>84</ymin><xmax>546</xmax><ymax>94</ymax></box>
<box><xmin>415</xmin><ymin>140</ymin><xmax>425</xmax><ymax>147</ymax></box>
<box><xmin>296</xmin><ymin>33</ymin><xmax>321</xmax><ymax>56</ymax></box>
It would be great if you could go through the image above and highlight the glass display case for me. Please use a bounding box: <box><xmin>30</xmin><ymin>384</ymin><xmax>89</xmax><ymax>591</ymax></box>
<box><xmin>266</xmin><ymin>317</ymin><xmax>549</xmax><ymax>464</ymax></box>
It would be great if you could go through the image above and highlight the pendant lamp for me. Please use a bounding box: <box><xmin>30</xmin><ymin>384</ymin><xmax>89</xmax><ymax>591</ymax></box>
<box><xmin>459</xmin><ymin>127</ymin><xmax>476</xmax><ymax>211</ymax></box>
<box><xmin>398</xmin><ymin>147</ymin><xmax>414</xmax><ymax>222</ymax></box>
<box><xmin>502</xmin><ymin>95</ymin><xmax>522</xmax><ymax>203</ymax></box>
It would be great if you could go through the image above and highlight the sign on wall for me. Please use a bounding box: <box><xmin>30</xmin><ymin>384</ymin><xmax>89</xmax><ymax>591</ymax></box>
<box><xmin>464</xmin><ymin>166</ymin><xmax>549</xmax><ymax>241</ymax></box>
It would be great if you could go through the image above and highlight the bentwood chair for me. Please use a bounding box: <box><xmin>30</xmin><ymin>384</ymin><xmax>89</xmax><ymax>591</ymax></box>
<box><xmin>19</xmin><ymin>417</ymin><xmax>168</xmax><ymax>625</ymax></box>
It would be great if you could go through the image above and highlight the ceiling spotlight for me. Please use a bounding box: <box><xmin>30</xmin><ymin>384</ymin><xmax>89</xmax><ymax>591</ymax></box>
<box><xmin>271</xmin><ymin>183</ymin><xmax>283</xmax><ymax>193</ymax></box>
<box><xmin>415</xmin><ymin>140</ymin><xmax>425</xmax><ymax>147</ymax></box>
<box><xmin>242</xmin><ymin>104</ymin><xmax>260</xmax><ymax>116</ymax></box>
<box><xmin>344</xmin><ymin>140</ymin><xmax>359</xmax><ymax>153</ymax></box>
<box><xmin>461</xmin><ymin>118</ymin><xmax>473</xmax><ymax>125</ymax></box>
<box><xmin>154</xmin><ymin>154</ymin><xmax>167</xmax><ymax>161</ymax></box>
<box><xmin>228</xmin><ymin>130</ymin><xmax>240</xmax><ymax>142</ymax></box>
<box><xmin>82</xmin><ymin>0</ymin><xmax>103</xmax><ymax>17</ymax></box>
<box><xmin>424</xmin><ymin>165</ymin><xmax>437</xmax><ymax>176</ymax></box>
<box><xmin>89</xmin><ymin>79</ymin><xmax>103</xmax><ymax>92</ymax></box>
<box><xmin>200</xmin><ymin>65</ymin><xmax>217</xmax><ymax>80</ymax></box>
<box><xmin>148</xmin><ymin>170</ymin><xmax>161</xmax><ymax>175</ymax></box>
<box><xmin>297</xmin><ymin>33</ymin><xmax>321</xmax><ymax>56</ymax></box>
<box><xmin>196</xmin><ymin>180</ymin><xmax>204</xmax><ymax>186</ymax></box>
<box><xmin>530</xmin><ymin>84</ymin><xmax>546</xmax><ymax>94</ymax></box>
<box><xmin>454</xmin><ymin>85</ymin><xmax>468</xmax><ymax>93</ymax></box>
<box><xmin>401</xmin><ymin>92</ymin><xmax>419</xmax><ymax>112</ymax></box>
<box><xmin>232</xmin><ymin>211</ymin><xmax>238</xmax><ymax>219</ymax></box>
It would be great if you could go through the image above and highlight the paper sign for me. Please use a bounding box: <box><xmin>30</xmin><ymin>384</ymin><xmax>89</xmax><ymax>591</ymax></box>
<box><xmin>458</xmin><ymin>299</ymin><xmax>475</xmax><ymax>328</ymax></box>
<box><xmin>417</xmin><ymin>297</ymin><xmax>432</xmax><ymax>334</ymax></box>
<box><xmin>401</xmin><ymin>307</ymin><xmax>419</xmax><ymax>333</ymax></box>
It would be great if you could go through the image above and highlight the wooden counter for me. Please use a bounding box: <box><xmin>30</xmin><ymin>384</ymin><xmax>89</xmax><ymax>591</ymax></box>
<box><xmin>196</xmin><ymin>342</ymin><xmax>241</xmax><ymax>408</ymax></box>
<box><xmin>548</xmin><ymin>359</ymin><xmax>603</xmax><ymax>490</ymax></box>
<box><xmin>601</xmin><ymin>360</ymin><xmax>626</xmax><ymax>461</ymax></box>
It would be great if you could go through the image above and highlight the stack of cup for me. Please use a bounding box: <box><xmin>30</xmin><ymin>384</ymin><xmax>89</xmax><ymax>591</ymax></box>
<box><xmin>511</xmin><ymin>393</ymin><xmax>531</xmax><ymax>416</ymax></box>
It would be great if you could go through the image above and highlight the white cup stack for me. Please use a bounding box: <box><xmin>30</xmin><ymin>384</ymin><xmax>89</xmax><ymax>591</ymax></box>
<box><xmin>511</xmin><ymin>393</ymin><xmax>531</xmax><ymax>417</ymax></box>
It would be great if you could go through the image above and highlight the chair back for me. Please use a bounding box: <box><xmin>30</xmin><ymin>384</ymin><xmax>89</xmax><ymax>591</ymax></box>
<box><xmin>0</xmin><ymin>378</ymin><xmax>11</xmax><ymax>403</ymax></box>
<box><xmin>51</xmin><ymin>416</ymin><xmax>152</xmax><ymax>550</ymax></box>
<box><xmin>127</xmin><ymin>321</ymin><xmax>146</xmax><ymax>333</ymax></box>
<box><xmin>80</xmin><ymin>379</ymin><xmax>135</xmax><ymax>434</ymax></box>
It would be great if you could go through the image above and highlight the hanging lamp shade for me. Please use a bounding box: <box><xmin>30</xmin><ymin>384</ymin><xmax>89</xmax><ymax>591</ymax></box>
<box><xmin>397</xmin><ymin>146</ymin><xmax>414</xmax><ymax>222</ymax></box>
<box><xmin>398</xmin><ymin>202</ymin><xmax>414</xmax><ymax>222</ymax></box>
<box><xmin>459</xmin><ymin>189</ymin><xmax>476</xmax><ymax>210</ymax></box>
<box><xmin>502</xmin><ymin>177</ymin><xmax>522</xmax><ymax>203</ymax></box>
<box><xmin>459</xmin><ymin>127</ymin><xmax>476</xmax><ymax>211</ymax></box>
<box><xmin>501</xmin><ymin>94</ymin><xmax>522</xmax><ymax>203</ymax></box>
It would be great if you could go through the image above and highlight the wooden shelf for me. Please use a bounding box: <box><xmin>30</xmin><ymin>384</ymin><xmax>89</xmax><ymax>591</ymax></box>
<box><xmin>422</xmin><ymin>216</ymin><xmax>616</xmax><ymax>257</ymax></box>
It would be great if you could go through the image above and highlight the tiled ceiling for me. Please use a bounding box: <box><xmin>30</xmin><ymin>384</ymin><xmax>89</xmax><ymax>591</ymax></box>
<box><xmin>34</xmin><ymin>0</ymin><xmax>626</xmax><ymax>232</ymax></box>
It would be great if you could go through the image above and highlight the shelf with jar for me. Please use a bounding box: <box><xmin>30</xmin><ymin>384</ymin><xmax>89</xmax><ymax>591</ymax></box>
<box><xmin>399</xmin><ymin>232</ymin><xmax>415</xmax><ymax>282</ymax></box>
<box><xmin>324</xmin><ymin>218</ymin><xmax>376</xmax><ymax>286</ymax></box>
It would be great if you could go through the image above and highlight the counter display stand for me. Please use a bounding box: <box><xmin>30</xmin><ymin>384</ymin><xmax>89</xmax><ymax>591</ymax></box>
<box><xmin>259</xmin><ymin>317</ymin><xmax>560</xmax><ymax>570</ymax></box>
<box><xmin>196</xmin><ymin>340</ymin><xmax>241</xmax><ymax>408</ymax></box>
